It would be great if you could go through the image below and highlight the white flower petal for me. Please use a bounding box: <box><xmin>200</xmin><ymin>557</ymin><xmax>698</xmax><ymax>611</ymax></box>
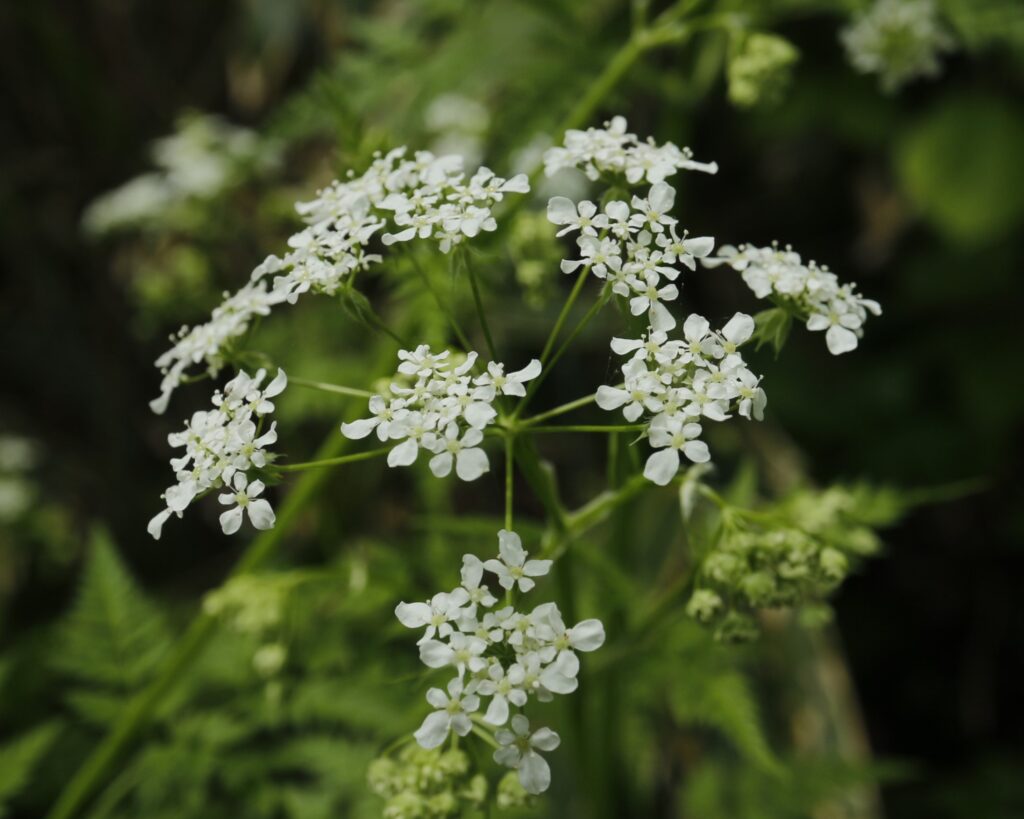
<box><xmin>455</xmin><ymin>448</ymin><xmax>490</xmax><ymax>481</ymax></box>
<box><xmin>518</xmin><ymin>751</ymin><xmax>552</xmax><ymax>795</ymax></box>
<box><xmin>414</xmin><ymin>711</ymin><xmax>451</xmax><ymax>749</ymax></box>
<box><xmin>219</xmin><ymin>506</ymin><xmax>244</xmax><ymax>535</ymax></box>
<box><xmin>643</xmin><ymin>448</ymin><xmax>680</xmax><ymax>486</ymax></box>
<box><xmin>246</xmin><ymin>498</ymin><xmax>276</xmax><ymax>530</ymax></box>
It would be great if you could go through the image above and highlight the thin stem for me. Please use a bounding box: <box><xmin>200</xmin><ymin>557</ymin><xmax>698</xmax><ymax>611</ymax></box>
<box><xmin>544</xmin><ymin>286</ymin><xmax>611</xmax><ymax>373</ymax></box>
<box><xmin>469</xmin><ymin>720</ymin><xmax>501</xmax><ymax>751</ymax></box>
<box><xmin>519</xmin><ymin>393</ymin><xmax>599</xmax><ymax>428</ymax></box>
<box><xmin>515</xmin><ymin>286</ymin><xmax>611</xmax><ymax>419</ymax></box>
<box><xmin>525</xmin><ymin>425</ymin><xmax>645</xmax><ymax>435</ymax></box>
<box><xmin>461</xmin><ymin>251</ymin><xmax>498</xmax><ymax>360</ymax></box>
<box><xmin>288</xmin><ymin>377</ymin><xmax>374</xmax><ymax>399</ymax></box>
<box><xmin>504</xmin><ymin>434</ymin><xmax>515</xmax><ymax>531</ymax></box>
<box><xmin>276</xmin><ymin>447</ymin><xmax>390</xmax><ymax>472</ymax></box>
<box><xmin>541</xmin><ymin>265</ymin><xmax>592</xmax><ymax>364</ymax></box>
<box><xmin>409</xmin><ymin>251</ymin><xmax>474</xmax><ymax>352</ymax></box>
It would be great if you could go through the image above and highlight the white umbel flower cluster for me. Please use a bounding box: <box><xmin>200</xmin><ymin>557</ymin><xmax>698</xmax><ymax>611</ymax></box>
<box><xmin>379</xmin><ymin>165</ymin><xmax>529</xmax><ymax>252</ymax></box>
<box><xmin>548</xmin><ymin>181</ymin><xmax>715</xmax><ymax>332</ymax></box>
<box><xmin>840</xmin><ymin>0</ymin><xmax>954</xmax><ymax>93</ymax></box>
<box><xmin>342</xmin><ymin>346</ymin><xmax>541</xmax><ymax>481</ymax></box>
<box><xmin>150</xmin><ymin>149</ymin><xmax>529</xmax><ymax>414</ymax></box>
<box><xmin>598</xmin><ymin>314</ymin><xmax>766</xmax><ymax>486</ymax></box>
<box><xmin>396</xmin><ymin>529</ymin><xmax>604</xmax><ymax>794</ymax></box>
<box><xmin>148</xmin><ymin>368</ymin><xmax>286</xmax><ymax>540</ymax></box>
<box><xmin>703</xmin><ymin>243</ymin><xmax>881</xmax><ymax>355</ymax></box>
<box><xmin>542</xmin><ymin>115</ymin><xmax>718</xmax><ymax>183</ymax></box>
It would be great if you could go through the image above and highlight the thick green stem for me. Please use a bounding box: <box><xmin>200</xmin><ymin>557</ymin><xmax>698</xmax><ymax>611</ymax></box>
<box><xmin>560</xmin><ymin>37</ymin><xmax>646</xmax><ymax>135</ymax></box>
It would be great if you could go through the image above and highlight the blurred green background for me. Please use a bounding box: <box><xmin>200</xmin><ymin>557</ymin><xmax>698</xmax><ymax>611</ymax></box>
<box><xmin>1</xmin><ymin>1</ymin><xmax>1023</xmax><ymax>817</ymax></box>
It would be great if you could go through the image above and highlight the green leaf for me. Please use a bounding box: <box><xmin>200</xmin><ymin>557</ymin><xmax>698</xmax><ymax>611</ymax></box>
<box><xmin>751</xmin><ymin>308</ymin><xmax>793</xmax><ymax>356</ymax></box>
<box><xmin>0</xmin><ymin>722</ymin><xmax>61</xmax><ymax>815</ymax></box>
<box><xmin>896</xmin><ymin>94</ymin><xmax>1024</xmax><ymax>245</ymax></box>
<box><xmin>940</xmin><ymin>0</ymin><xmax>1024</xmax><ymax>51</ymax></box>
<box><xmin>669</xmin><ymin>668</ymin><xmax>783</xmax><ymax>775</ymax></box>
<box><xmin>52</xmin><ymin>527</ymin><xmax>171</xmax><ymax>693</ymax></box>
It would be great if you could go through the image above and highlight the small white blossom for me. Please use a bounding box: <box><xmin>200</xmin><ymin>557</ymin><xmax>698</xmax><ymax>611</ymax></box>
<box><xmin>344</xmin><ymin>347</ymin><xmax>541</xmax><ymax>482</ymax></box>
<box><xmin>395</xmin><ymin>588</ymin><xmax>471</xmax><ymax>645</ymax></box>
<box><xmin>598</xmin><ymin>313</ymin><xmax>765</xmax><ymax>482</ymax></box>
<box><xmin>542</xmin><ymin>116</ymin><xmax>718</xmax><ymax>184</ymax></box>
<box><xmin>704</xmin><ymin>243</ymin><xmax>881</xmax><ymax>355</ymax></box>
<box><xmin>217</xmin><ymin>473</ymin><xmax>275</xmax><ymax>535</ymax></box>
<box><xmin>148</xmin><ymin>368</ymin><xmax>285</xmax><ymax>539</ymax></box>
<box><xmin>841</xmin><ymin>0</ymin><xmax>954</xmax><ymax>93</ymax></box>
<box><xmin>398</xmin><ymin>528</ymin><xmax>604</xmax><ymax>796</ymax></box>
<box><xmin>483</xmin><ymin>530</ymin><xmax>553</xmax><ymax>593</ymax></box>
<box><xmin>414</xmin><ymin>677</ymin><xmax>480</xmax><ymax>749</ymax></box>
<box><xmin>493</xmin><ymin>715</ymin><xmax>561</xmax><ymax>795</ymax></box>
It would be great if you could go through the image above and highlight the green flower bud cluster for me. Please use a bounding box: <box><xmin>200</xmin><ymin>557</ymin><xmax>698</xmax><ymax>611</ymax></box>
<box><xmin>204</xmin><ymin>574</ymin><xmax>297</xmax><ymax>678</ymax></box>
<box><xmin>509</xmin><ymin>211</ymin><xmax>562</xmax><ymax>309</ymax></box>
<box><xmin>727</xmin><ymin>32</ymin><xmax>799</xmax><ymax>108</ymax></box>
<box><xmin>367</xmin><ymin>745</ymin><xmax>488</xmax><ymax>818</ymax></box>
<box><xmin>496</xmin><ymin>771</ymin><xmax>532</xmax><ymax>809</ymax></box>
<box><xmin>688</xmin><ymin>526</ymin><xmax>851</xmax><ymax>641</ymax></box>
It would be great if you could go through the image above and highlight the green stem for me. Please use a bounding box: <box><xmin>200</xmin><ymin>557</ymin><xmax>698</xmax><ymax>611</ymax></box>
<box><xmin>461</xmin><ymin>251</ymin><xmax>498</xmax><ymax>360</ymax></box>
<box><xmin>409</xmin><ymin>251</ymin><xmax>474</xmax><ymax>352</ymax></box>
<box><xmin>515</xmin><ymin>286</ymin><xmax>611</xmax><ymax>420</ymax></box>
<box><xmin>560</xmin><ymin>36</ymin><xmax>647</xmax><ymax>136</ymax></box>
<box><xmin>505</xmin><ymin>434</ymin><xmax>515</xmax><ymax>531</ymax></box>
<box><xmin>48</xmin><ymin>349</ymin><xmax>395</xmax><ymax>819</ymax></box>
<box><xmin>540</xmin><ymin>265</ymin><xmax>591</xmax><ymax>365</ymax></box>
<box><xmin>288</xmin><ymin>377</ymin><xmax>374</xmax><ymax>399</ymax></box>
<box><xmin>519</xmin><ymin>393</ymin><xmax>599</xmax><ymax>428</ymax></box>
<box><xmin>276</xmin><ymin>447</ymin><xmax>391</xmax><ymax>472</ymax></box>
<box><xmin>525</xmin><ymin>425</ymin><xmax>645</xmax><ymax>434</ymax></box>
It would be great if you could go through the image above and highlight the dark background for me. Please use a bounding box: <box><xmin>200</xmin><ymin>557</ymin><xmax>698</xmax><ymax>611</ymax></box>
<box><xmin>1</xmin><ymin>2</ymin><xmax>1022</xmax><ymax>817</ymax></box>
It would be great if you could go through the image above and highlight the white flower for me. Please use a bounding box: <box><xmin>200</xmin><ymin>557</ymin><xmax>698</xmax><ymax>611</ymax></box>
<box><xmin>483</xmin><ymin>530</ymin><xmax>552</xmax><ymax>593</ymax></box>
<box><xmin>559</xmin><ymin>235</ymin><xmax>622</xmax><ymax>278</ymax></box>
<box><xmin>477</xmin><ymin>663</ymin><xmax>529</xmax><ymax>726</ymax></box>
<box><xmin>217</xmin><ymin>473</ymin><xmax>275</xmax><ymax>535</ymax></box>
<box><xmin>627</xmin><ymin>272</ymin><xmax>679</xmax><ymax>333</ymax></box>
<box><xmin>475</xmin><ymin>359</ymin><xmax>542</xmax><ymax>397</ymax></box>
<box><xmin>702</xmin><ymin>243</ymin><xmax>880</xmax><ymax>356</ymax></box>
<box><xmin>546</xmin><ymin>197</ymin><xmax>607</xmax><ymax>237</ymax></box>
<box><xmin>644</xmin><ymin>416</ymin><xmax>710</xmax><ymax>486</ymax></box>
<box><xmin>395</xmin><ymin>588</ymin><xmax>471</xmax><ymax>644</ymax></box>
<box><xmin>460</xmin><ymin>554</ymin><xmax>498</xmax><ymax>609</ymax></box>
<box><xmin>841</xmin><ymin>0</ymin><xmax>954</xmax><ymax>93</ymax></box>
<box><xmin>340</xmin><ymin>395</ymin><xmax>407</xmax><ymax>441</ymax></box>
<box><xmin>151</xmin><ymin>368</ymin><xmax>285</xmax><ymax>539</ymax></box>
<box><xmin>656</xmin><ymin>228</ymin><xmax>715</xmax><ymax>270</ymax></box>
<box><xmin>807</xmin><ymin>301</ymin><xmax>863</xmax><ymax>355</ymax></box>
<box><xmin>542</xmin><ymin>116</ymin><xmax>717</xmax><ymax>185</ymax></box>
<box><xmin>428</xmin><ymin>424</ymin><xmax>490</xmax><ymax>481</ymax></box>
<box><xmin>596</xmin><ymin>358</ymin><xmax>664</xmax><ymax>422</ymax></box>
<box><xmin>493</xmin><ymin>715</ymin><xmax>561</xmax><ymax>795</ymax></box>
<box><xmin>734</xmin><ymin>368</ymin><xmax>768</xmax><ymax>421</ymax></box>
<box><xmin>629</xmin><ymin>182</ymin><xmax>678</xmax><ymax>233</ymax></box>
<box><xmin>419</xmin><ymin>632</ymin><xmax>488</xmax><ymax>676</ymax></box>
<box><xmin>414</xmin><ymin>677</ymin><xmax>480</xmax><ymax>749</ymax></box>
